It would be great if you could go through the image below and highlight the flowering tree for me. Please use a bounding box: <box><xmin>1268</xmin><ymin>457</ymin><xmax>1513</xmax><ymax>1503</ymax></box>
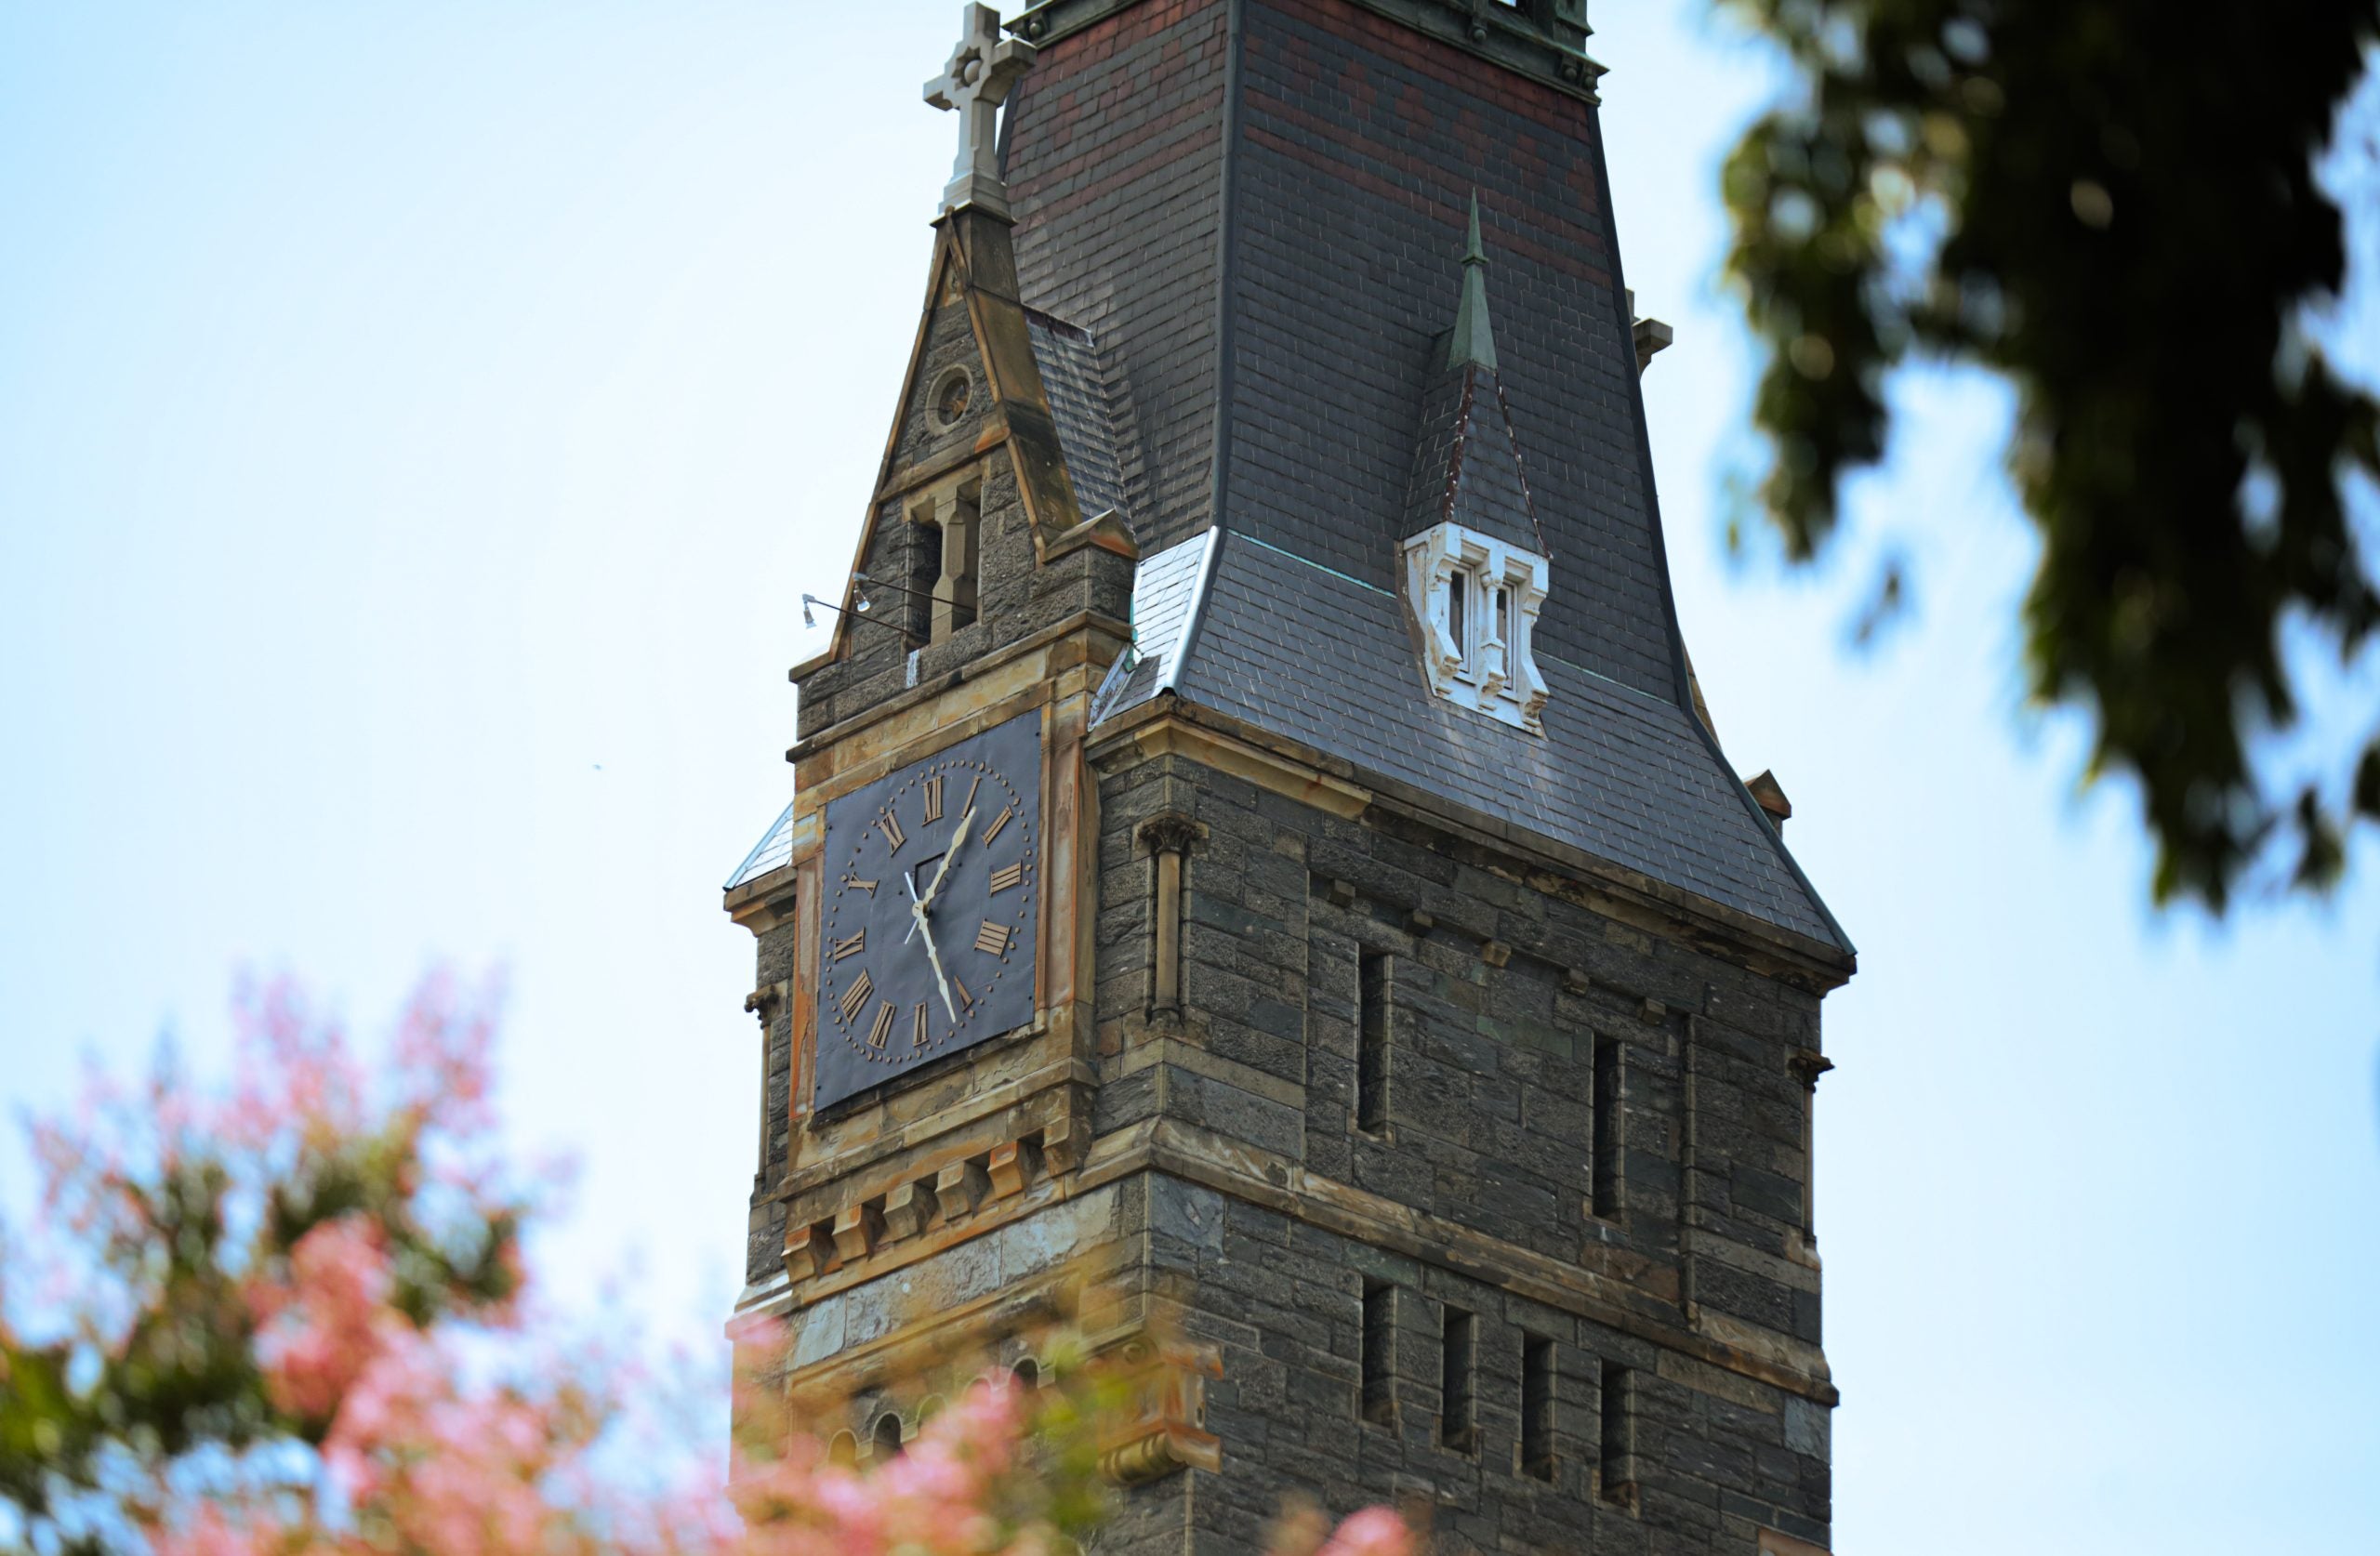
<box><xmin>0</xmin><ymin>975</ymin><xmax>1408</xmax><ymax>1556</ymax></box>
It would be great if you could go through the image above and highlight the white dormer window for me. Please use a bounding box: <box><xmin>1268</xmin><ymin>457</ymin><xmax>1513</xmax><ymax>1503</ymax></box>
<box><xmin>1402</xmin><ymin>521</ymin><xmax>1550</xmax><ymax>732</ymax></box>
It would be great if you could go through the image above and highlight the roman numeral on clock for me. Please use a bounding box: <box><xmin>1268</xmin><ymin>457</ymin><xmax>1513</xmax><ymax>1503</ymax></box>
<box><xmin>831</xmin><ymin>930</ymin><xmax>866</xmax><ymax>960</ymax></box>
<box><xmin>988</xmin><ymin>862</ymin><xmax>1024</xmax><ymax>894</ymax></box>
<box><xmin>867</xmin><ymin>1001</ymin><xmax>895</xmax><ymax>1050</ymax></box>
<box><xmin>974</xmin><ymin>920</ymin><xmax>1012</xmax><ymax>956</ymax></box>
<box><xmin>843</xmin><ymin>876</ymin><xmax>878</xmax><ymax>895</ymax></box>
<box><xmin>838</xmin><ymin>970</ymin><xmax>873</xmax><ymax>1023</ymax></box>
<box><xmin>922</xmin><ymin>775</ymin><xmax>944</xmax><ymax>823</ymax></box>
<box><xmin>952</xmin><ymin>974</ymin><xmax>973</xmax><ymax>1010</ymax></box>
<box><xmin>912</xmin><ymin>1003</ymin><xmax>929</xmax><ymax>1048</ymax></box>
<box><xmin>982</xmin><ymin>807</ymin><xmax>1013</xmax><ymax>845</ymax></box>
<box><xmin>874</xmin><ymin>811</ymin><xmax>906</xmax><ymax>851</ymax></box>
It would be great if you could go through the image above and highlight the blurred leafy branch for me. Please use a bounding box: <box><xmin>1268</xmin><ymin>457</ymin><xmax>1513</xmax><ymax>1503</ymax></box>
<box><xmin>1720</xmin><ymin>0</ymin><xmax>2380</xmax><ymax>908</ymax></box>
<box><xmin>1</xmin><ymin>973</ymin><xmax>534</xmax><ymax>1545</ymax></box>
<box><xmin>0</xmin><ymin>975</ymin><xmax>1410</xmax><ymax>1556</ymax></box>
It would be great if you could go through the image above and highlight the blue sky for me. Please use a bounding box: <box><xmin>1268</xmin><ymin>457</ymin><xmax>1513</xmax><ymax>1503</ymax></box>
<box><xmin>3</xmin><ymin>5</ymin><xmax>2375</xmax><ymax>1551</ymax></box>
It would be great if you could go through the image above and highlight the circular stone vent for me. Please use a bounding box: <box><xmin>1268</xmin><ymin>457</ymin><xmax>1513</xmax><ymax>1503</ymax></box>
<box><xmin>929</xmin><ymin>366</ymin><xmax>973</xmax><ymax>431</ymax></box>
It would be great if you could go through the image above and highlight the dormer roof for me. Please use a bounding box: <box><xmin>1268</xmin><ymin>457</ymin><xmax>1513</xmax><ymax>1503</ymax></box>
<box><xmin>1403</xmin><ymin>197</ymin><xmax>1548</xmax><ymax>560</ymax></box>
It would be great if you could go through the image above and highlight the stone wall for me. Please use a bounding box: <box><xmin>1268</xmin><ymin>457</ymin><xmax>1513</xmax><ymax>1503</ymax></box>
<box><xmin>1144</xmin><ymin>1172</ymin><xmax>1831</xmax><ymax>1555</ymax></box>
<box><xmin>740</xmin><ymin>719</ymin><xmax>1834</xmax><ymax>1554</ymax></box>
<box><xmin>1085</xmin><ymin>733</ymin><xmax>1833</xmax><ymax>1553</ymax></box>
<box><xmin>748</xmin><ymin>916</ymin><xmax>800</xmax><ymax>1284</ymax></box>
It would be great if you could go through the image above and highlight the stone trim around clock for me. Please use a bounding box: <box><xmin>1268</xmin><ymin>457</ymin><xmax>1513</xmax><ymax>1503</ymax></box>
<box><xmin>1401</xmin><ymin>520</ymin><xmax>1551</xmax><ymax>732</ymax></box>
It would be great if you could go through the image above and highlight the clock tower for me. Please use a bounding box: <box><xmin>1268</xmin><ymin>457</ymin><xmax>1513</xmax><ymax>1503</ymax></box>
<box><xmin>722</xmin><ymin>5</ymin><xmax>1856</xmax><ymax>1554</ymax></box>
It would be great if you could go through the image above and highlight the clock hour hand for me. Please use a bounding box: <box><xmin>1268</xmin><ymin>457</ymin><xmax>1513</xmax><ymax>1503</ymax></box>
<box><xmin>901</xmin><ymin>870</ymin><xmax>959</xmax><ymax>1020</ymax></box>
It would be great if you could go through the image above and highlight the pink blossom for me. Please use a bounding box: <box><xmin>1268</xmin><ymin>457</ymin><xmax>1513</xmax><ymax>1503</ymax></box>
<box><xmin>1314</xmin><ymin>1507</ymin><xmax>1413</xmax><ymax>1556</ymax></box>
<box><xmin>10</xmin><ymin>970</ymin><xmax>1415</xmax><ymax>1556</ymax></box>
<box><xmin>149</xmin><ymin>1502</ymin><xmax>284</xmax><ymax>1556</ymax></box>
<box><xmin>248</xmin><ymin>1216</ymin><xmax>398</xmax><ymax>1424</ymax></box>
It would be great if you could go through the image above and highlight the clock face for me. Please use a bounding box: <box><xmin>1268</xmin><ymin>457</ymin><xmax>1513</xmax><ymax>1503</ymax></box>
<box><xmin>812</xmin><ymin>710</ymin><xmax>1041</xmax><ymax>1110</ymax></box>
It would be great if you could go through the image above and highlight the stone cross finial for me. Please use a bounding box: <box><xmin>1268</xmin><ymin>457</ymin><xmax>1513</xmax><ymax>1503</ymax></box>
<box><xmin>924</xmin><ymin>4</ymin><xmax>1038</xmax><ymax>218</ymax></box>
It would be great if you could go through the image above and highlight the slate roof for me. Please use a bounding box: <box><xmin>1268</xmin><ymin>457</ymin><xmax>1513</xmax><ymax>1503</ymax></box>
<box><xmin>726</xmin><ymin>802</ymin><xmax>794</xmax><ymax>891</ymax></box>
<box><xmin>1089</xmin><ymin>528</ymin><xmax>1217</xmax><ymax>725</ymax></box>
<box><xmin>744</xmin><ymin>245</ymin><xmax>1848</xmax><ymax>953</ymax></box>
<box><xmin>1403</xmin><ymin>366</ymin><xmax>1548</xmax><ymax>558</ymax></box>
<box><xmin>1058</xmin><ymin>190</ymin><xmax>1850</xmax><ymax>954</ymax></box>
<box><xmin>1025</xmin><ymin>309</ymin><xmax>1128</xmax><ymax>525</ymax></box>
<box><xmin>1091</xmin><ymin>531</ymin><xmax>1850</xmax><ymax>953</ymax></box>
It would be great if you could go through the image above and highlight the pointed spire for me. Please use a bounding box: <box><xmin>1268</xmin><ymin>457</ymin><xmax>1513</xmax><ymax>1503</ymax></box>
<box><xmin>1444</xmin><ymin>191</ymin><xmax>1499</xmax><ymax>372</ymax></box>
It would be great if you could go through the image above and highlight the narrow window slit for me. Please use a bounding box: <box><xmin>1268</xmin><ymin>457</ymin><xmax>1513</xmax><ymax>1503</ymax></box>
<box><xmin>1439</xmin><ymin>1306</ymin><xmax>1475</xmax><ymax>1451</ymax></box>
<box><xmin>1592</xmin><ymin>1035</ymin><xmax>1623</xmax><ymax>1221</ymax></box>
<box><xmin>1360</xmin><ymin>1281</ymin><xmax>1396</xmax><ymax>1426</ymax></box>
<box><xmin>1599</xmin><ymin>1361</ymin><xmax>1634</xmax><ymax>1507</ymax></box>
<box><xmin>1521</xmin><ymin>1335</ymin><xmax>1555</xmax><ymax>1480</ymax></box>
<box><xmin>1356</xmin><ymin>950</ymin><xmax>1391</xmax><ymax>1135</ymax></box>
<box><xmin>909</xmin><ymin>520</ymin><xmax>943</xmax><ymax>643</ymax></box>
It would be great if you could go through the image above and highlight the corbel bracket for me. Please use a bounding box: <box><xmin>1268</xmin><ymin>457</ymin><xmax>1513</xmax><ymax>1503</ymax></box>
<box><xmin>1095</xmin><ymin>1337</ymin><xmax>1223</xmax><ymax>1484</ymax></box>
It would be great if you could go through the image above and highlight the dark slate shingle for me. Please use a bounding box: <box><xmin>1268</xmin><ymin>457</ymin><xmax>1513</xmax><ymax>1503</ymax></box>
<box><xmin>1025</xmin><ymin>309</ymin><xmax>1130</xmax><ymax>525</ymax></box>
<box><xmin>1143</xmin><ymin>536</ymin><xmax>1848</xmax><ymax>952</ymax></box>
<box><xmin>1089</xmin><ymin>529</ymin><xmax>1216</xmax><ymax>724</ymax></box>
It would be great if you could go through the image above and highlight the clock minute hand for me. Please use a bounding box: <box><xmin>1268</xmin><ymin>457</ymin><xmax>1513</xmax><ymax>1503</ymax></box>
<box><xmin>920</xmin><ymin>802</ymin><xmax>976</xmax><ymax>911</ymax></box>
<box><xmin>915</xmin><ymin>897</ymin><xmax>959</xmax><ymax>1022</ymax></box>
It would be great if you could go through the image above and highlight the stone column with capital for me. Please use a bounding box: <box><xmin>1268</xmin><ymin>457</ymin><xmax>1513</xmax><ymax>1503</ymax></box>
<box><xmin>1138</xmin><ymin>815</ymin><xmax>1199</xmax><ymax>1013</ymax></box>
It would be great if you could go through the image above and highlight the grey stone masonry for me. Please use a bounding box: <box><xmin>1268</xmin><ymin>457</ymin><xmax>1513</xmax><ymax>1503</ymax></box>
<box><xmin>1075</xmin><ymin>730</ymin><xmax>1840</xmax><ymax>1554</ymax></box>
<box><xmin>729</xmin><ymin>7</ymin><xmax>1851</xmax><ymax>1555</ymax></box>
<box><xmin>736</xmin><ymin>723</ymin><xmax>1841</xmax><ymax>1555</ymax></box>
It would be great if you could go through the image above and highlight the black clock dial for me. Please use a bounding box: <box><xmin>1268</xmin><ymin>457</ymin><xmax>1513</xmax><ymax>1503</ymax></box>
<box><xmin>813</xmin><ymin>710</ymin><xmax>1041</xmax><ymax>1109</ymax></box>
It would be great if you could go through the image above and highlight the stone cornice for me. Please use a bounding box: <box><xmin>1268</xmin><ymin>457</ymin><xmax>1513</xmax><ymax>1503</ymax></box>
<box><xmin>747</xmin><ymin>1114</ymin><xmax>1837</xmax><ymax>1407</ymax></box>
<box><xmin>1087</xmin><ymin>698</ymin><xmax>1858</xmax><ymax>990</ymax></box>
<box><xmin>1008</xmin><ymin>0</ymin><xmax>1604</xmax><ymax>101</ymax></box>
<box><xmin>788</xmin><ymin>609</ymin><xmax>1130</xmax><ymax>761</ymax></box>
<box><xmin>722</xmin><ymin>862</ymin><xmax>799</xmax><ymax>931</ymax></box>
<box><xmin>1130</xmin><ymin>1117</ymin><xmax>1835</xmax><ymax>1404</ymax></box>
<box><xmin>770</xmin><ymin>1052</ymin><xmax>1092</xmax><ymax>1207</ymax></box>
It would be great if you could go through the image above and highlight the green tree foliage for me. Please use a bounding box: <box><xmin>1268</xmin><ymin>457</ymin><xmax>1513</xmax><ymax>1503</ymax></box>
<box><xmin>1721</xmin><ymin>0</ymin><xmax>2380</xmax><ymax>907</ymax></box>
